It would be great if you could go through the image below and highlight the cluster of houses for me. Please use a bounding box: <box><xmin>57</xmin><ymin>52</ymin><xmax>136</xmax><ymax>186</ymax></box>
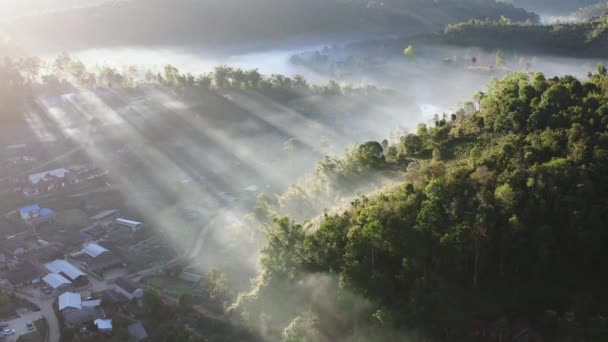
<box><xmin>0</xmin><ymin>145</ymin><xmax>157</xmax><ymax>339</ymax></box>
<box><xmin>22</xmin><ymin>168</ymin><xmax>75</xmax><ymax>197</ymax></box>
<box><xmin>55</xmin><ymin>276</ymin><xmax>145</xmax><ymax>336</ymax></box>
<box><xmin>1</xmin><ymin>205</ymin><xmax>149</xmax><ymax>340</ymax></box>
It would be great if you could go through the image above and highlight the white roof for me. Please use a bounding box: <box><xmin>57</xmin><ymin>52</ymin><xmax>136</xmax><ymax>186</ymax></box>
<box><xmin>115</xmin><ymin>218</ymin><xmax>142</xmax><ymax>226</ymax></box>
<box><xmin>81</xmin><ymin>299</ymin><xmax>102</xmax><ymax>308</ymax></box>
<box><xmin>44</xmin><ymin>260</ymin><xmax>85</xmax><ymax>280</ymax></box>
<box><xmin>245</xmin><ymin>185</ymin><xmax>259</xmax><ymax>192</ymax></box>
<box><xmin>42</xmin><ymin>273</ymin><xmax>71</xmax><ymax>289</ymax></box>
<box><xmin>28</xmin><ymin>168</ymin><xmax>69</xmax><ymax>185</ymax></box>
<box><xmin>95</xmin><ymin>319</ymin><xmax>112</xmax><ymax>330</ymax></box>
<box><xmin>82</xmin><ymin>243</ymin><xmax>109</xmax><ymax>258</ymax></box>
<box><xmin>58</xmin><ymin>292</ymin><xmax>81</xmax><ymax>311</ymax></box>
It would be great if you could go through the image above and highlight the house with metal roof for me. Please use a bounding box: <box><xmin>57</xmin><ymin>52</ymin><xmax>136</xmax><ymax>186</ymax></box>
<box><xmin>42</xmin><ymin>273</ymin><xmax>72</xmax><ymax>293</ymax></box>
<box><xmin>82</xmin><ymin>243</ymin><xmax>109</xmax><ymax>258</ymax></box>
<box><xmin>114</xmin><ymin>218</ymin><xmax>143</xmax><ymax>233</ymax></box>
<box><xmin>44</xmin><ymin>260</ymin><xmax>87</xmax><ymax>283</ymax></box>
<box><xmin>23</xmin><ymin>168</ymin><xmax>75</xmax><ymax>197</ymax></box>
<box><xmin>59</xmin><ymin>292</ymin><xmax>82</xmax><ymax>311</ymax></box>
<box><xmin>114</xmin><ymin>277</ymin><xmax>143</xmax><ymax>300</ymax></box>
<box><xmin>28</xmin><ymin>168</ymin><xmax>70</xmax><ymax>185</ymax></box>
<box><xmin>81</xmin><ymin>299</ymin><xmax>102</xmax><ymax>308</ymax></box>
<box><xmin>62</xmin><ymin>307</ymin><xmax>104</xmax><ymax>327</ymax></box>
<box><xmin>19</xmin><ymin>205</ymin><xmax>56</xmax><ymax>226</ymax></box>
<box><xmin>95</xmin><ymin>319</ymin><xmax>112</xmax><ymax>333</ymax></box>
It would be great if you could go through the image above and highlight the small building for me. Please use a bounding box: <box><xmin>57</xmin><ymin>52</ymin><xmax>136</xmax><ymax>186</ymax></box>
<box><xmin>42</xmin><ymin>273</ymin><xmax>72</xmax><ymax>293</ymax></box>
<box><xmin>62</xmin><ymin>307</ymin><xmax>104</xmax><ymax>327</ymax></box>
<box><xmin>23</xmin><ymin>168</ymin><xmax>74</xmax><ymax>197</ymax></box>
<box><xmin>114</xmin><ymin>218</ymin><xmax>143</xmax><ymax>233</ymax></box>
<box><xmin>58</xmin><ymin>292</ymin><xmax>104</xmax><ymax>326</ymax></box>
<box><xmin>81</xmin><ymin>252</ymin><xmax>123</xmax><ymax>276</ymax></box>
<box><xmin>114</xmin><ymin>277</ymin><xmax>143</xmax><ymax>300</ymax></box>
<box><xmin>80</xmin><ymin>224</ymin><xmax>109</xmax><ymax>241</ymax></box>
<box><xmin>82</xmin><ymin>243</ymin><xmax>109</xmax><ymax>258</ymax></box>
<box><xmin>89</xmin><ymin>210</ymin><xmax>119</xmax><ymax>223</ymax></box>
<box><xmin>45</xmin><ymin>260</ymin><xmax>87</xmax><ymax>285</ymax></box>
<box><xmin>128</xmin><ymin>321</ymin><xmax>148</xmax><ymax>341</ymax></box>
<box><xmin>81</xmin><ymin>299</ymin><xmax>102</xmax><ymax>308</ymax></box>
<box><xmin>95</xmin><ymin>319</ymin><xmax>112</xmax><ymax>333</ymax></box>
<box><xmin>58</xmin><ymin>292</ymin><xmax>82</xmax><ymax>311</ymax></box>
<box><xmin>19</xmin><ymin>205</ymin><xmax>56</xmax><ymax>226</ymax></box>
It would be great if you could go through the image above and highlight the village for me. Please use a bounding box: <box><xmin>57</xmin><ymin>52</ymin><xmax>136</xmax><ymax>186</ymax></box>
<box><xmin>0</xmin><ymin>140</ymin><xmax>235</xmax><ymax>342</ymax></box>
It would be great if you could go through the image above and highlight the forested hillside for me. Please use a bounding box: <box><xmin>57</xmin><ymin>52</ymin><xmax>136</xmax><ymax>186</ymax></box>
<box><xmin>2</xmin><ymin>0</ymin><xmax>537</xmax><ymax>50</ymax></box>
<box><xmin>437</xmin><ymin>16</ymin><xmax>608</xmax><ymax>57</ymax></box>
<box><xmin>570</xmin><ymin>2</ymin><xmax>608</xmax><ymax>21</ymax></box>
<box><xmin>510</xmin><ymin>0</ymin><xmax>599</xmax><ymax>15</ymax></box>
<box><xmin>232</xmin><ymin>66</ymin><xmax>608</xmax><ymax>341</ymax></box>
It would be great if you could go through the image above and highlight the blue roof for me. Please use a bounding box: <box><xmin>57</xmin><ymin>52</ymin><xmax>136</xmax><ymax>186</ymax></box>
<box><xmin>20</xmin><ymin>205</ymin><xmax>41</xmax><ymax>216</ymax></box>
<box><xmin>39</xmin><ymin>208</ymin><xmax>55</xmax><ymax>217</ymax></box>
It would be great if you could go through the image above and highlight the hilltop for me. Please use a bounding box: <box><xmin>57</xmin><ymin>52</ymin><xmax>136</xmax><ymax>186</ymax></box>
<box><xmin>2</xmin><ymin>0</ymin><xmax>537</xmax><ymax>51</ymax></box>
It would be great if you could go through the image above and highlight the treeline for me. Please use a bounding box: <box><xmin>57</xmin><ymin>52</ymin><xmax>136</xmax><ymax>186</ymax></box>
<box><xmin>230</xmin><ymin>66</ymin><xmax>608</xmax><ymax>341</ymax></box>
<box><xmin>438</xmin><ymin>16</ymin><xmax>608</xmax><ymax>57</ymax></box>
<box><xmin>570</xmin><ymin>2</ymin><xmax>608</xmax><ymax>22</ymax></box>
<box><xmin>0</xmin><ymin>53</ymin><xmax>387</xmax><ymax>118</ymax></box>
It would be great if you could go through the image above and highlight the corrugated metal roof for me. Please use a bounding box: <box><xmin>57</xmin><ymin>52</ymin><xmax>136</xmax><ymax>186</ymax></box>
<box><xmin>115</xmin><ymin>218</ymin><xmax>142</xmax><ymax>226</ymax></box>
<box><xmin>43</xmin><ymin>273</ymin><xmax>71</xmax><ymax>289</ymax></box>
<box><xmin>81</xmin><ymin>300</ymin><xmax>101</xmax><ymax>308</ymax></box>
<box><xmin>59</xmin><ymin>292</ymin><xmax>81</xmax><ymax>311</ymax></box>
<box><xmin>20</xmin><ymin>205</ymin><xmax>41</xmax><ymax>215</ymax></box>
<box><xmin>95</xmin><ymin>319</ymin><xmax>112</xmax><ymax>331</ymax></box>
<box><xmin>44</xmin><ymin>260</ymin><xmax>85</xmax><ymax>281</ymax></box>
<box><xmin>82</xmin><ymin>243</ymin><xmax>109</xmax><ymax>258</ymax></box>
<box><xmin>39</xmin><ymin>208</ymin><xmax>55</xmax><ymax>217</ymax></box>
<box><xmin>28</xmin><ymin>168</ymin><xmax>69</xmax><ymax>184</ymax></box>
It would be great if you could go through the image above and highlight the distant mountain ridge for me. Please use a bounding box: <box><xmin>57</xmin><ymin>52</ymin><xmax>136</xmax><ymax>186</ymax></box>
<box><xmin>0</xmin><ymin>0</ymin><xmax>110</xmax><ymax>20</ymax></box>
<box><xmin>2</xmin><ymin>0</ymin><xmax>538</xmax><ymax>51</ymax></box>
<box><xmin>570</xmin><ymin>1</ymin><xmax>608</xmax><ymax>21</ymax></box>
<box><xmin>510</xmin><ymin>0</ymin><xmax>600</xmax><ymax>16</ymax></box>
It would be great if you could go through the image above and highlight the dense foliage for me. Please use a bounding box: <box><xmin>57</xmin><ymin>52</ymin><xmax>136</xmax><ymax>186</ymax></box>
<box><xmin>570</xmin><ymin>2</ymin><xmax>608</xmax><ymax>22</ymax></box>
<box><xmin>233</xmin><ymin>67</ymin><xmax>608</xmax><ymax>341</ymax></box>
<box><xmin>439</xmin><ymin>16</ymin><xmax>608</xmax><ymax>57</ymax></box>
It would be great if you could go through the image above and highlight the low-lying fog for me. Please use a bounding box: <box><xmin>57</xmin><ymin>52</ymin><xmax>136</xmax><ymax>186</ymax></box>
<box><xmin>31</xmin><ymin>40</ymin><xmax>607</xmax><ymax>285</ymax></box>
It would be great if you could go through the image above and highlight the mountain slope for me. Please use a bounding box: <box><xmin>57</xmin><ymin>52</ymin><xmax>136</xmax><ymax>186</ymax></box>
<box><xmin>232</xmin><ymin>67</ymin><xmax>608</xmax><ymax>341</ymax></box>
<box><xmin>3</xmin><ymin>0</ymin><xmax>538</xmax><ymax>50</ymax></box>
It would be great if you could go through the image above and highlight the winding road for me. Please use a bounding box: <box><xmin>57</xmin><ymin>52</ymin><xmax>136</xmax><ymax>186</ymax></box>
<box><xmin>14</xmin><ymin>291</ymin><xmax>60</xmax><ymax>342</ymax></box>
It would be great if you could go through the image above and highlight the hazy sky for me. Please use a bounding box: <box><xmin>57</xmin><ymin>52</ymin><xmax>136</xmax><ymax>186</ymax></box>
<box><xmin>0</xmin><ymin>0</ymin><xmax>109</xmax><ymax>20</ymax></box>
